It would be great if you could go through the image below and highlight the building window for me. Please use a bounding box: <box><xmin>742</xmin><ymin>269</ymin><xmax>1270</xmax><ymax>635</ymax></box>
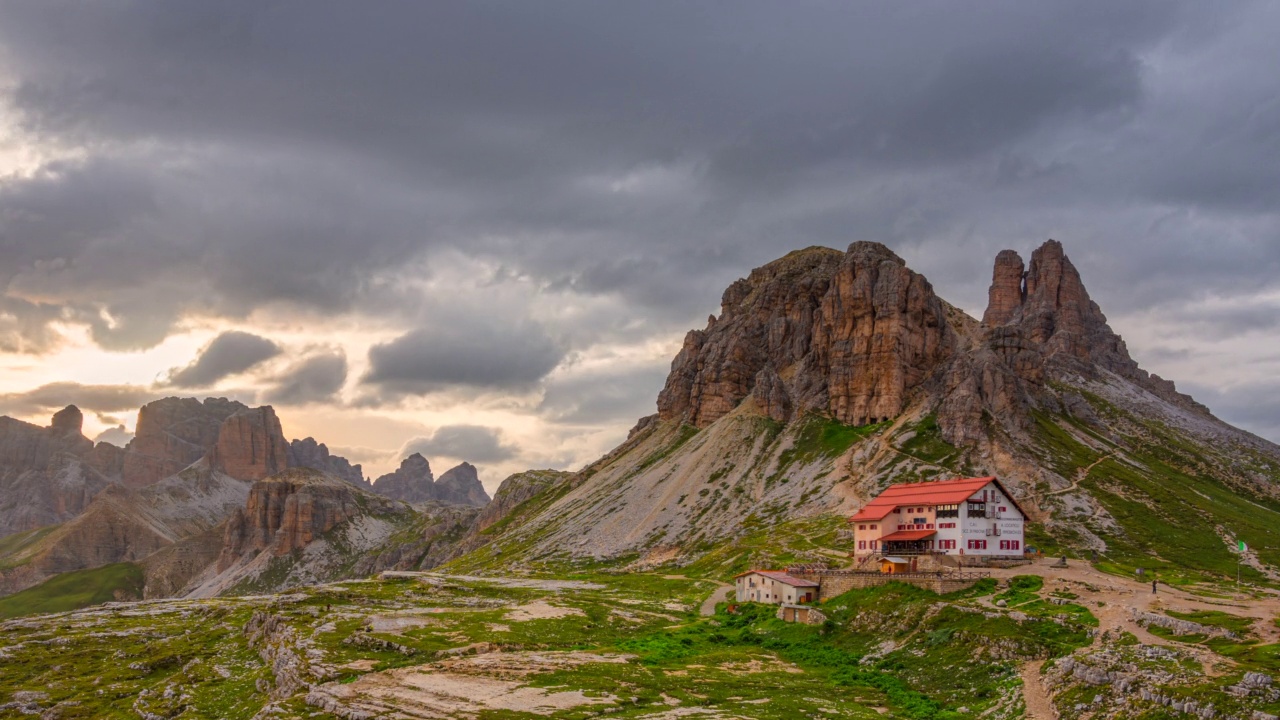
<box><xmin>870</xmin><ymin>525</ymin><xmax>877</xmax><ymax>530</ymax></box>
<box><xmin>999</xmin><ymin>506</ymin><xmax>1007</xmax><ymax>513</ymax></box>
<box><xmin>859</xmin><ymin>524</ymin><xmax>866</xmax><ymax>530</ymax></box>
<box><xmin>938</xmin><ymin>522</ymin><xmax>956</xmax><ymax>529</ymax></box>
<box><xmin>967</xmin><ymin>539</ymin><xmax>988</xmax><ymax>550</ymax></box>
<box><xmin>858</xmin><ymin>541</ymin><xmax>866</xmax><ymax>550</ymax></box>
<box><xmin>936</xmin><ymin>504</ymin><xmax>959</xmax><ymax>518</ymax></box>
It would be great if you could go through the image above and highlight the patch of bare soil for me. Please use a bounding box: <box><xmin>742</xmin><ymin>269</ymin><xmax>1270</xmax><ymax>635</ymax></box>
<box><xmin>307</xmin><ymin>651</ymin><xmax>632</xmax><ymax>719</ymax></box>
<box><xmin>505</xmin><ymin>600</ymin><xmax>585</xmax><ymax>621</ymax></box>
<box><xmin>365</xmin><ymin>610</ymin><xmax>448</xmax><ymax>633</ymax></box>
<box><xmin>1020</xmin><ymin>660</ymin><xmax>1055</xmax><ymax>719</ymax></box>
<box><xmin>717</xmin><ymin>657</ymin><xmax>803</xmax><ymax>675</ymax></box>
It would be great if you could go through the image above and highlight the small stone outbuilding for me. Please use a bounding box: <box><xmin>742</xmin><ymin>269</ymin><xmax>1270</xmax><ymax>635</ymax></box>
<box><xmin>735</xmin><ymin>570</ymin><xmax>819</xmax><ymax>604</ymax></box>
<box><xmin>777</xmin><ymin>603</ymin><xmax>827</xmax><ymax>625</ymax></box>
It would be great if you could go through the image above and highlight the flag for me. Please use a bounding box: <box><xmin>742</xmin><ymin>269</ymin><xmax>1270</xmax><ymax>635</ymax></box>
<box><xmin>1240</xmin><ymin>540</ymin><xmax>1248</xmax><ymax>553</ymax></box>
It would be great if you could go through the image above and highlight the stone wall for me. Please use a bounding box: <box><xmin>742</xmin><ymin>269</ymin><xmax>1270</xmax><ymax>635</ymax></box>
<box><xmin>789</xmin><ymin>570</ymin><xmax>986</xmax><ymax>599</ymax></box>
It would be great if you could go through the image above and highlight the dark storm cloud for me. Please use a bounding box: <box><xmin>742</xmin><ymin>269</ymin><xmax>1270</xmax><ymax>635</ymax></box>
<box><xmin>401</xmin><ymin>425</ymin><xmax>518</xmax><ymax>464</ymax></box>
<box><xmin>0</xmin><ymin>382</ymin><xmax>157</xmax><ymax>418</ymax></box>
<box><xmin>362</xmin><ymin>317</ymin><xmax>566</xmax><ymax>398</ymax></box>
<box><xmin>1</xmin><ymin>2</ymin><xmax>1280</xmax><ymax>437</ymax></box>
<box><xmin>165</xmin><ymin>331</ymin><xmax>281</xmax><ymax>388</ymax></box>
<box><xmin>262</xmin><ymin>351</ymin><xmax>348</xmax><ymax>406</ymax></box>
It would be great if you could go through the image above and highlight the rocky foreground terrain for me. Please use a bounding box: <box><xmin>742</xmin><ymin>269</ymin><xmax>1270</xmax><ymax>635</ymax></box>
<box><xmin>7</xmin><ymin>560</ymin><xmax>1280</xmax><ymax>720</ymax></box>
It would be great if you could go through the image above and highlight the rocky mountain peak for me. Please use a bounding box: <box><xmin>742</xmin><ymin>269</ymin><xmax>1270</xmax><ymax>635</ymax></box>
<box><xmin>122</xmin><ymin>397</ymin><xmax>248</xmax><ymax>487</ymax></box>
<box><xmin>49</xmin><ymin>405</ymin><xmax>84</xmax><ymax>436</ymax></box>
<box><xmin>434</xmin><ymin>462</ymin><xmax>491</xmax><ymax>507</ymax></box>
<box><xmin>371</xmin><ymin>453</ymin><xmax>436</xmax><ymax>503</ymax></box>
<box><xmin>287</xmin><ymin>437</ymin><xmax>367</xmax><ymax>488</ymax></box>
<box><xmin>657</xmin><ymin>241</ymin><xmax>954</xmax><ymax>428</ymax></box>
<box><xmin>370</xmin><ymin>454</ymin><xmax>491</xmax><ymax>506</ymax></box>
<box><xmin>975</xmin><ymin>240</ymin><xmax>1204</xmax><ymax>412</ymax></box>
<box><xmin>217</xmin><ymin>468</ymin><xmax>369</xmax><ymax>572</ymax></box>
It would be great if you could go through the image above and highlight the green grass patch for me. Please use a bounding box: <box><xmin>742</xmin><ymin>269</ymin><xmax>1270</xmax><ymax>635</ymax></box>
<box><xmin>0</xmin><ymin>562</ymin><xmax>144</xmax><ymax>619</ymax></box>
<box><xmin>1167</xmin><ymin>609</ymin><xmax>1255</xmax><ymax>636</ymax></box>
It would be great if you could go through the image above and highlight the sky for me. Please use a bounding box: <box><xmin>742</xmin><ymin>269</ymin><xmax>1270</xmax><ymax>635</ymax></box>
<box><xmin>1</xmin><ymin>2</ymin><xmax>1279</xmax><ymax>490</ymax></box>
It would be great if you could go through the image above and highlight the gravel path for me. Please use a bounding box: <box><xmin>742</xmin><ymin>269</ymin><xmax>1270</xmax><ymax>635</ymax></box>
<box><xmin>701</xmin><ymin>583</ymin><xmax>734</xmax><ymax>616</ymax></box>
<box><xmin>1019</xmin><ymin>661</ymin><xmax>1055</xmax><ymax>719</ymax></box>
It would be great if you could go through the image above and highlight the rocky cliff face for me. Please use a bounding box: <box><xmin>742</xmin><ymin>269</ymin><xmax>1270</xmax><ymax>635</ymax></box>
<box><xmin>209</xmin><ymin>407</ymin><xmax>290</xmax><ymax>482</ymax></box>
<box><xmin>217</xmin><ymin>468</ymin><xmax>366</xmax><ymax>571</ymax></box>
<box><xmin>121</xmin><ymin>397</ymin><xmax>247</xmax><ymax>487</ymax></box>
<box><xmin>287</xmin><ymin>438</ymin><xmax>367</xmax><ymax>488</ymax></box>
<box><xmin>197</xmin><ymin>468</ymin><xmax>422</xmax><ymax>596</ymax></box>
<box><xmin>0</xmin><ymin>398</ymin><xmax>303</xmax><ymax>594</ymax></box>
<box><xmin>657</xmin><ymin>243</ymin><xmax>955</xmax><ymax>428</ymax></box>
<box><xmin>0</xmin><ymin>407</ymin><xmax>117</xmax><ymax>538</ymax></box>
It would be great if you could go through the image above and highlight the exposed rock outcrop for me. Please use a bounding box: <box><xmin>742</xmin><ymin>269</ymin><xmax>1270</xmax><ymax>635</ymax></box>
<box><xmin>433</xmin><ymin>462</ymin><xmax>490</xmax><ymax>507</ymax></box>
<box><xmin>287</xmin><ymin>438</ymin><xmax>367</xmax><ymax>488</ymax></box>
<box><xmin>947</xmin><ymin>239</ymin><xmax>1209</xmax><ymax>442</ymax></box>
<box><xmin>209</xmin><ymin>407</ymin><xmax>290</xmax><ymax>482</ymax></box>
<box><xmin>0</xmin><ymin>408</ymin><xmax>113</xmax><ymax>538</ymax></box>
<box><xmin>371</xmin><ymin>455</ymin><xmax>490</xmax><ymax>507</ymax></box>
<box><xmin>471</xmin><ymin>469</ymin><xmax>571</xmax><ymax>534</ymax></box>
<box><xmin>657</xmin><ymin>243</ymin><xmax>955</xmax><ymax>428</ymax></box>
<box><xmin>121</xmin><ymin>397</ymin><xmax>246</xmax><ymax>487</ymax></box>
<box><xmin>371</xmin><ymin>454</ymin><xmax>435</xmax><ymax>503</ymax></box>
<box><xmin>217</xmin><ymin>468</ymin><xmax>368</xmax><ymax>571</ymax></box>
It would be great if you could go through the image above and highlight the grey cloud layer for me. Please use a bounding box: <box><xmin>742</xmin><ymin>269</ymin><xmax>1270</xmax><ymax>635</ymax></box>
<box><xmin>0</xmin><ymin>2</ymin><xmax>1279</xmax><ymax>439</ymax></box>
<box><xmin>165</xmin><ymin>331</ymin><xmax>281</xmax><ymax>388</ymax></box>
<box><xmin>263</xmin><ymin>351</ymin><xmax>349</xmax><ymax>405</ymax></box>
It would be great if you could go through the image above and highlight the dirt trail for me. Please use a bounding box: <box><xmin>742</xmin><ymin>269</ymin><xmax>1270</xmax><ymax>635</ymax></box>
<box><xmin>661</xmin><ymin>575</ymin><xmax>734</xmax><ymax>617</ymax></box>
<box><xmin>1047</xmin><ymin>452</ymin><xmax>1114</xmax><ymax>496</ymax></box>
<box><xmin>1019</xmin><ymin>661</ymin><xmax>1056</xmax><ymax>719</ymax></box>
<box><xmin>701</xmin><ymin>583</ymin><xmax>734</xmax><ymax>616</ymax></box>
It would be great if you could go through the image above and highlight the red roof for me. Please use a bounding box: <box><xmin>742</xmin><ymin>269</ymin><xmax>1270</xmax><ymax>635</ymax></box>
<box><xmin>850</xmin><ymin>476</ymin><xmax>1000</xmax><ymax>521</ymax></box>
<box><xmin>879</xmin><ymin>529</ymin><xmax>937</xmax><ymax>542</ymax></box>
<box><xmin>732</xmin><ymin>570</ymin><xmax>820</xmax><ymax>588</ymax></box>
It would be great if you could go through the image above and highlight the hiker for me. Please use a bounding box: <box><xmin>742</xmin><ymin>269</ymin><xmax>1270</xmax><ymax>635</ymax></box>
<box><xmin>1152</xmin><ymin>580</ymin><xmax>1157</xmax><ymax>594</ymax></box>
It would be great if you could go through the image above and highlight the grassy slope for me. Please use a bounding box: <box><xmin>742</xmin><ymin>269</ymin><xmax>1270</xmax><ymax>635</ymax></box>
<box><xmin>0</xmin><ymin>562</ymin><xmax>144</xmax><ymax>619</ymax></box>
<box><xmin>1033</xmin><ymin>391</ymin><xmax>1280</xmax><ymax>585</ymax></box>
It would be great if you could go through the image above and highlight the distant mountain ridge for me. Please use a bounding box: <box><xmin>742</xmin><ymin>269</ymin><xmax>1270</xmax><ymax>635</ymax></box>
<box><xmin>370</xmin><ymin>454</ymin><xmax>491</xmax><ymax>507</ymax></box>
<box><xmin>0</xmin><ymin>396</ymin><xmax>495</xmax><ymax>598</ymax></box>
